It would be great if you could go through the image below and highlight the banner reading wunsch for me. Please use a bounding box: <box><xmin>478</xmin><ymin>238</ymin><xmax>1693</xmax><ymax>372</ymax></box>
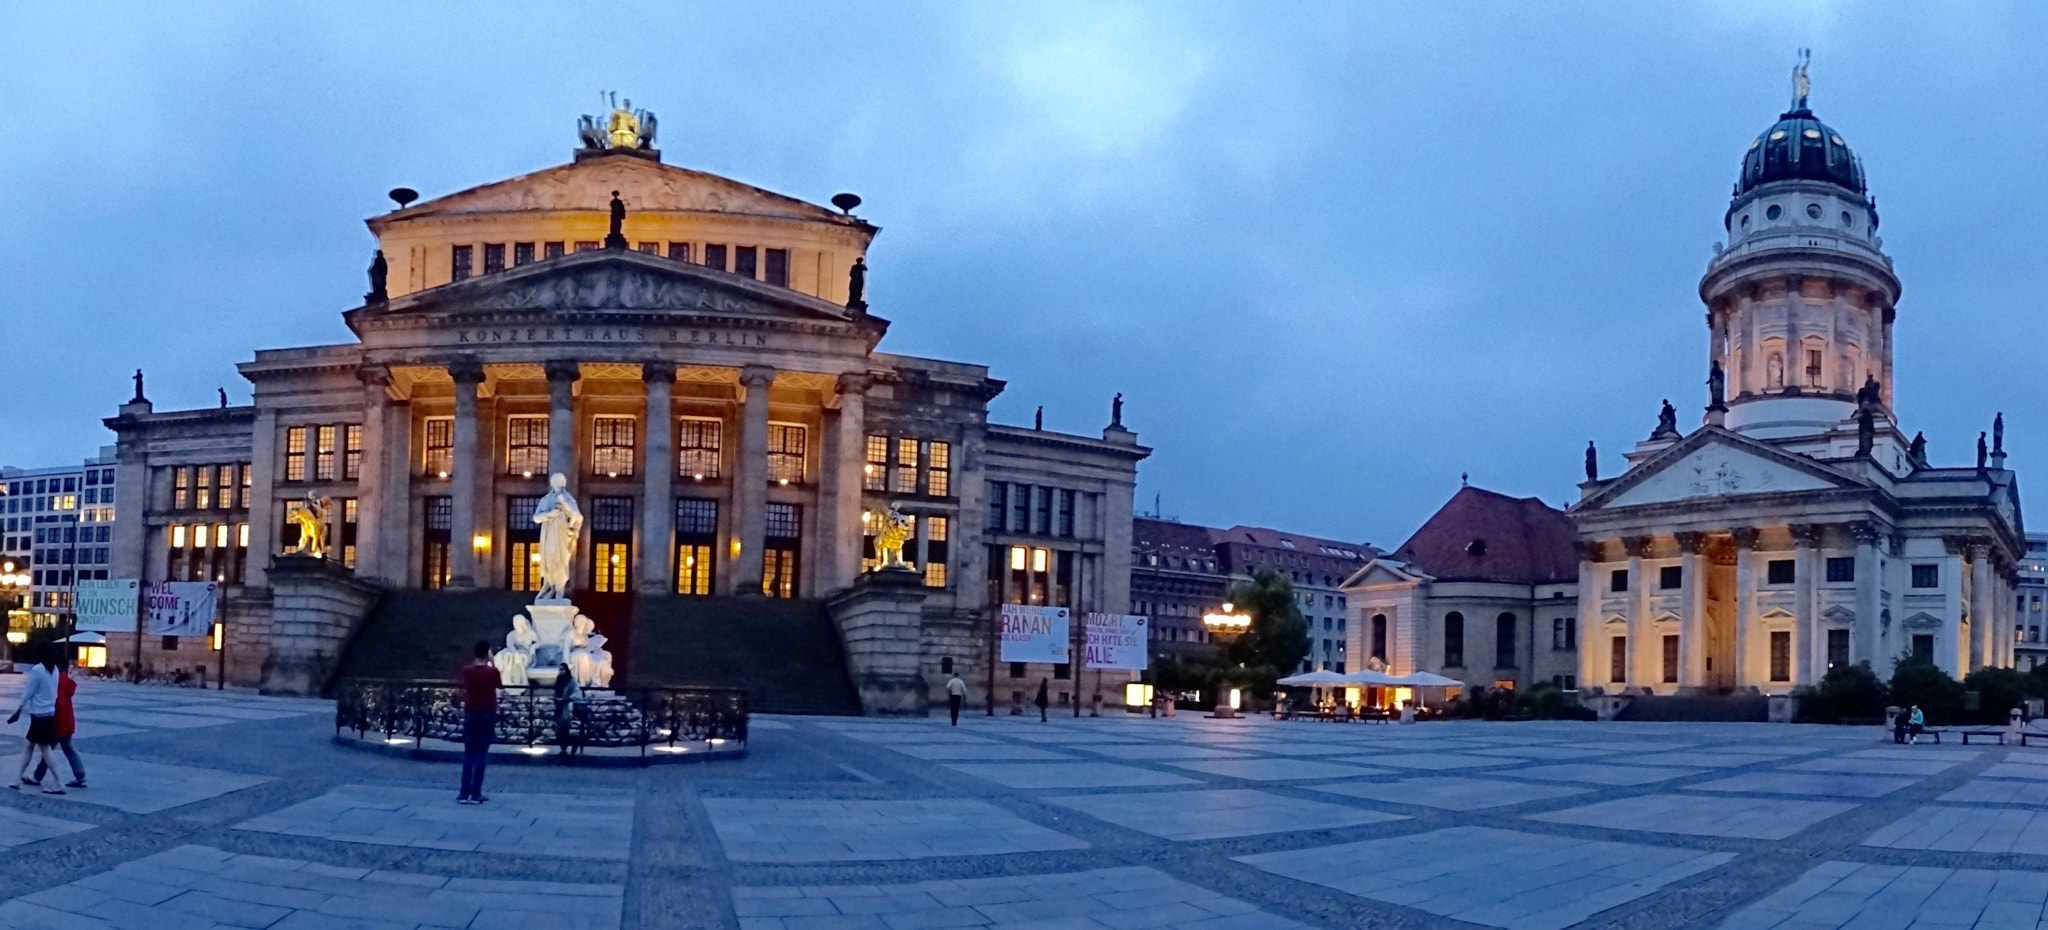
<box><xmin>1083</xmin><ymin>613</ymin><xmax>1148</xmax><ymax>671</ymax></box>
<box><xmin>73</xmin><ymin>579</ymin><xmax>141</xmax><ymax>633</ymax></box>
<box><xmin>146</xmin><ymin>581</ymin><xmax>219</xmax><ymax>638</ymax></box>
<box><xmin>998</xmin><ymin>604</ymin><xmax>1069</xmax><ymax>664</ymax></box>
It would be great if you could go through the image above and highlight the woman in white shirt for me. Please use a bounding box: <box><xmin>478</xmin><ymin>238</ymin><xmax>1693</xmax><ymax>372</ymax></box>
<box><xmin>8</xmin><ymin>645</ymin><xmax>68</xmax><ymax>794</ymax></box>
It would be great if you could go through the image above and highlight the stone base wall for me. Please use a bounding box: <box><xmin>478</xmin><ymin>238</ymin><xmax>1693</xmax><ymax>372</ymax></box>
<box><xmin>260</xmin><ymin>556</ymin><xmax>384</xmax><ymax>696</ymax></box>
<box><xmin>827</xmin><ymin>569</ymin><xmax>930</xmax><ymax>715</ymax></box>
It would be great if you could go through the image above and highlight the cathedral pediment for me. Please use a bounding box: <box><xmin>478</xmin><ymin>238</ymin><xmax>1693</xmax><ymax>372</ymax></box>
<box><xmin>1341</xmin><ymin>559</ymin><xmax>1430</xmax><ymax>590</ymax></box>
<box><xmin>371</xmin><ymin>154</ymin><xmax>866</xmax><ymax>230</ymax></box>
<box><xmin>352</xmin><ymin>248</ymin><xmax>871</xmax><ymax>330</ymax></box>
<box><xmin>1580</xmin><ymin>427</ymin><xmax>1859</xmax><ymax>511</ymax></box>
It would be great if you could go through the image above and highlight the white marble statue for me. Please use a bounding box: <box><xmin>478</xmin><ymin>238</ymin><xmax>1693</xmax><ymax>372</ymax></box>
<box><xmin>571</xmin><ymin>632</ymin><xmax>615</xmax><ymax>688</ymax></box>
<box><xmin>532</xmin><ymin>472</ymin><xmax>583</xmax><ymax>602</ymax></box>
<box><xmin>494</xmin><ymin>614</ymin><xmax>538</xmax><ymax>686</ymax></box>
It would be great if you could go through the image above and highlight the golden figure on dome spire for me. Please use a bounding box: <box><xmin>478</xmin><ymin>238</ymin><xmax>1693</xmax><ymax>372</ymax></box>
<box><xmin>577</xmin><ymin>92</ymin><xmax>658</xmax><ymax>153</ymax></box>
<box><xmin>1791</xmin><ymin>48</ymin><xmax>1811</xmax><ymax>111</ymax></box>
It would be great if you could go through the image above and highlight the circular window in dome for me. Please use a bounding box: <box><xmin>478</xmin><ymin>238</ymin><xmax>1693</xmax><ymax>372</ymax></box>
<box><xmin>1807</xmin><ymin>203</ymin><xmax>1823</xmax><ymax>219</ymax></box>
<box><xmin>1831</xmin><ymin>135</ymin><xmax>1844</xmax><ymax>145</ymax></box>
<box><xmin>1740</xmin><ymin>215</ymin><xmax>1751</xmax><ymax>229</ymax></box>
<box><xmin>1842</xmin><ymin>211</ymin><xmax>1854</xmax><ymax>228</ymax></box>
<box><xmin>1770</xmin><ymin>130</ymin><xmax>1787</xmax><ymax>141</ymax></box>
<box><xmin>1803</xmin><ymin>129</ymin><xmax>1822</xmax><ymax>139</ymax></box>
<box><xmin>1750</xmin><ymin>139</ymin><xmax>1761</xmax><ymax>150</ymax></box>
<box><xmin>1766</xmin><ymin>204</ymin><xmax>1783</xmax><ymax>221</ymax></box>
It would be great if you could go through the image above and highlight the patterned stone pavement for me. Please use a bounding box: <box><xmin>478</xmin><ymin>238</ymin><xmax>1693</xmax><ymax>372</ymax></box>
<box><xmin>7</xmin><ymin>675</ymin><xmax>2048</xmax><ymax>928</ymax></box>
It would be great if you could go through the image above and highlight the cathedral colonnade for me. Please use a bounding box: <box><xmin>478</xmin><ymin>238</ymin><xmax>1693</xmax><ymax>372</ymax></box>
<box><xmin>1576</xmin><ymin>524</ymin><xmax>2017</xmax><ymax>695</ymax></box>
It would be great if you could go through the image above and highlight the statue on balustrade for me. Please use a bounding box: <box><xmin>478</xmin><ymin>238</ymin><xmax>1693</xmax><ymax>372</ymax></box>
<box><xmin>870</xmin><ymin>504</ymin><xmax>914</xmax><ymax>572</ymax></box>
<box><xmin>286</xmin><ymin>491</ymin><xmax>331</xmax><ymax>559</ymax></box>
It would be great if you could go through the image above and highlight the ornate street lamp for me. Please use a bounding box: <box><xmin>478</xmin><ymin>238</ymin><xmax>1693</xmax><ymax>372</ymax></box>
<box><xmin>0</xmin><ymin>560</ymin><xmax>30</xmax><ymax>662</ymax></box>
<box><xmin>1200</xmin><ymin>602</ymin><xmax>1251</xmax><ymax>717</ymax></box>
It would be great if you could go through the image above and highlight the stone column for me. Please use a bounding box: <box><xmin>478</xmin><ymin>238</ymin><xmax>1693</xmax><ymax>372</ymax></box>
<box><xmin>448</xmin><ymin>361</ymin><xmax>485</xmax><ymax>588</ymax></box>
<box><xmin>545</xmin><ymin>360</ymin><xmax>580</xmax><ymax>486</ymax></box>
<box><xmin>637</xmin><ymin>363</ymin><xmax>675</xmax><ymax>594</ymax></box>
<box><xmin>822</xmin><ymin>373</ymin><xmax>869</xmax><ymax>593</ymax></box>
<box><xmin>1941</xmin><ymin>537</ymin><xmax>1968</xmax><ymax>676</ymax></box>
<box><xmin>1970</xmin><ymin>542</ymin><xmax>1992</xmax><ymax>672</ymax></box>
<box><xmin>1574</xmin><ymin>541</ymin><xmax>1598</xmax><ymax>690</ymax></box>
<box><xmin>1676</xmin><ymin>532</ymin><xmax>1706</xmax><ymax>689</ymax></box>
<box><xmin>1731</xmin><ymin>527</ymin><xmax>1757</xmax><ymax>688</ymax></box>
<box><xmin>379</xmin><ymin>394</ymin><xmax>413</xmax><ymax>585</ymax></box>
<box><xmin>1623</xmin><ymin>536</ymin><xmax>1650</xmax><ymax>688</ymax></box>
<box><xmin>1790</xmin><ymin>524</ymin><xmax>1820</xmax><ymax>687</ymax></box>
<box><xmin>1852</xmin><ymin>523</ymin><xmax>1882</xmax><ymax>670</ymax></box>
<box><xmin>353</xmin><ymin>367</ymin><xmax>391</xmax><ymax>583</ymax></box>
<box><xmin>730</xmin><ymin>365</ymin><xmax>775</xmax><ymax>595</ymax></box>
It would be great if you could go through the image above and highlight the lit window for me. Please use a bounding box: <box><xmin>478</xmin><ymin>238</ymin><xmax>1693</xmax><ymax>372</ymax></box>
<box><xmin>284</xmin><ymin>428</ymin><xmax>307</xmax><ymax>482</ymax></box>
<box><xmin>173</xmin><ymin>466</ymin><xmax>191</xmax><ymax>509</ymax></box>
<box><xmin>678</xmin><ymin>417</ymin><xmax>722</xmax><ymax>479</ymax></box>
<box><xmin>216</xmin><ymin>465</ymin><xmax>234</xmax><ymax>508</ymax></box>
<box><xmin>501</xmin><ymin>416</ymin><xmax>547</xmax><ymax>476</ymax></box>
<box><xmin>315</xmin><ymin>425</ymin><xmax>337</xmax><ymax>480</ymax></box>
<box><xmin>195</xmin><ymin>467</ymin><xmax>212</xmax><ymax>510</ymax></box>
<box><xmin>592</xmin><ymin>416</ymin><xmax>636</xmax><ymax>477</ymax></box>
<box><xmin>423</xmin><ymin>417</ymin><xmax>453</xmax><ymax>478</ymax></box>
<box><xmin>238</xmin><ymin>463</ymin><xmax>251</xmax><ymax>508</ymax></box>
<box><xmin>767</xmin><ymin>424</ymin><xmax>806</xmax><ymax>484</ymax></box>
<box><xmin>894</xmin><ymin>437</ymin><xmax>918</xmax><ymax>493</ymax></box>
<box><xmin>923</xmin><ymin>516</ymin><xmax>949</xmax><ymax>588</ymax></box>
<box><xmin>343</xmin><ymin>425</ymin><xmax>363</xmax><ymax>480</ymax></box>
<box><xmin>926</xmin><ymin>441</ymin><xmax>951</xmax><ymax>497</ymax></box>
<box><xmin>864</xmin><ymin>435</ymin><xmax>888</xmax><ymax>491</ymax></box>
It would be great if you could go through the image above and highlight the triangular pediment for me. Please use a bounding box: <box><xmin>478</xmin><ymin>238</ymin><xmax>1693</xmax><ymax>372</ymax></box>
<box><xmin>371</xmin><ymin>153</ymin><xmax>867</xmax><ymax>230</ymax></box>
<box><xmin>362</xmin><ymin>248</ymin><xmax>871</xmax><ymax>325</ymax></box>
<box><xmin>1341</xmin><ymin>559</ymin><xmax>1429</xmax><ymax>590</ymax></box>
<box><xmin>1581</xmin><ymin>427</ymin><xmax>1860</xmax><ymax>511</ymax></box>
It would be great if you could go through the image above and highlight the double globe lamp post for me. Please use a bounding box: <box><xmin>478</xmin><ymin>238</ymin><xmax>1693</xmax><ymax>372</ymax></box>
<box><xmin>1201</xmin><ymin>602</ymin><xmax>1251</xmax><ymax>718</ymax></box>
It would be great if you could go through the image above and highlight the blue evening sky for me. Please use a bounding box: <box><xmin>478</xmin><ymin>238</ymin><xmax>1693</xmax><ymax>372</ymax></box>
<box><xmin>1</xmin><ymin>2</ymin><xmax>2042</xmax><ymax>548</ymax></box>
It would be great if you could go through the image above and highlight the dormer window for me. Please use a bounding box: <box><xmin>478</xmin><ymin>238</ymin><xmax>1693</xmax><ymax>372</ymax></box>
<box><xmin>1466</xmin><ymin>539</ymin><xmax>1487</xmax><ymax>557</ymax></box>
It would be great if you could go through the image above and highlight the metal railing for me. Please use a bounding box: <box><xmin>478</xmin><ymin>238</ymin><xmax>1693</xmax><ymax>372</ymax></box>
<box><xmin>333</xmin><ymin>678</ymin><xmax>748</xmax><ymax>759</ymax></box>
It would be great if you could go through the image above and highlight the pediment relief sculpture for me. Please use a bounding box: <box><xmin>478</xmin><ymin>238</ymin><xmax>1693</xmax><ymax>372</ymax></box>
<box><xmin>1900</xmin><ymin>611</ymin><xmax>1943</xmax><ymax>631</ymax></box>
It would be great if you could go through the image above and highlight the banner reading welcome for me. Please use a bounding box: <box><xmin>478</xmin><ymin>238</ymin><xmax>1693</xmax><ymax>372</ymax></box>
<box><xmin>998</xmin><ymin>604</ymin><xmax>1069</xmax><ymax>663</ymax></box>
<box><xmin>146</xmin><ymin>581</ymin><xmax>219</xmax><ymax>637</ymax></box>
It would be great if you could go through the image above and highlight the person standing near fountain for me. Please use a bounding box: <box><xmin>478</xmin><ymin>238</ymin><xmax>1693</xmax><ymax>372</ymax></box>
<box><xmin>458</xmin><ymin>641</ymin><xmax>501</xmax><ymax>804</ymax></box>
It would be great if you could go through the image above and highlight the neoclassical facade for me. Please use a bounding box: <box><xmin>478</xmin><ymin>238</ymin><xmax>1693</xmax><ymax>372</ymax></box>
<box><xmin>103</xmin><ymin>111</ymin><xmax>1146</xmax><ymax>710</ymax></box>
<box><xmin>1570</xmin><ymin>80</ymin><xmax>2022</xmax><ymax>696</ymax></box>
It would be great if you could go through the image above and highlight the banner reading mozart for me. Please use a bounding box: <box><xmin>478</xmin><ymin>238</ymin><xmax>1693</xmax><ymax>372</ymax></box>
<box><xmin>73</xmin><ymin>579</ymin><xmax>140</xmax><ymax>633</ymax></box>
<box><xmin>1083</xmin><ymin>613</ymin><xmax>1148</xmax><ymax>671</ymax></box>
<box><xmin>999</xmin><ymin>604</ymin><xmax>1070</xmax><ymax>664</ymax></box>
<box><xmin>146</xmin><ymin>581</ymin><xmax>219</xmax><ymax>638</ymax></box>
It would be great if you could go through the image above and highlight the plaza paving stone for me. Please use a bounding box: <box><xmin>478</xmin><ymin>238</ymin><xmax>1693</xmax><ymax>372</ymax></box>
<box><xmin>1308</xmin><ymin>776</ymin><xmax>1589</xmax><ymax>811</ymax></box>
<box><xmin>1526</xmin><ymin>793</ymin><xmax>1858</xmax><ymax>839</ymax></box>
<box><xmin>11</xmin><ymin>678</ymin><xmax>2047</xmax><ymax>929</ymax></box>
<box><xmin>1685</xmin><ymin>771</ymin><xmax>1921</xmax><ymax>798</ymax></box>
<box><xmin>1714</xmin><ymin>860</ymin><xmax>2048</xmax><ymax>930</ymax></box>
<box><xmin>732</xmin><ymin>866</ymin><xmax>1314</xmax><ymax>929</ymax></box>
<box><xmin>942</xmin><ymin>761</ymin><xmax>1199</xmax><ymax>789</ymax></box>
<box><xmin>1047</xmin><ymin>787</ymin><xmax>1407</xmax><ymax>840</ymax></box>
<box><xmin>1862</xmin><ymin>805</ymin><xmax>2048</xmax><ymax>854</ymax></box>
<box><xmin>703</xmin><ymin>797</ymin><xmax>1089</xmax><ymax>861</ymax></box>
<box><xmin>1238</xmin><ymin>825</ymin><xmax>1734</xmax><ymax>930</ymax></box>
<box><xmin>234</xmin><ymin>784</ymin><xmax>635</xmax><ymax>859</ymax></box>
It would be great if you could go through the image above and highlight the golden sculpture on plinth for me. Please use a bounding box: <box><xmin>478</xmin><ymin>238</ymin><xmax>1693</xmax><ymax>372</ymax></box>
<box><xmin>286</xmin><ymin>491</ymin><xmax>331</xmax><ymax>559</ymax></box>
<box><xmin>869</xmin><ymin>504</ymin><xmax>914</xmax><ymax>572</ymax></box>
<box><xmin>578</xmin><ymin>92</ymin><xmax>658</xmax><ymax>151</ymax></box>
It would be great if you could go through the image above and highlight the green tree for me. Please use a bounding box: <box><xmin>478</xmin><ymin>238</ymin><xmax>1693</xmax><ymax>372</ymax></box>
<box><xmin>1796</xmin><ymin>662</ymin><xmax>1888</xmax><ymax>723</ymax></box>
<box><xmin>1221</xmin><ymin>567</ymin><xmax>1312</xmax><ymax>697</ymax></box>
<box><xmin>1889</xmin><ymin>656</ymin><xmax>1965</xmax><ymax>726</ymax></box>
<box><xmin>1962</xmin><ymin>667</ymin><xmax>2029</xmax><ymax>725</ymax></box>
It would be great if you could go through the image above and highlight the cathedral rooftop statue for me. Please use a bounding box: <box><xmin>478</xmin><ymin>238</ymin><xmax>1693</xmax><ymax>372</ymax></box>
<box><xmin>1737</xmin><ymin>51</ymin><xmax>1868</xmax><ymax>197</ymax></box>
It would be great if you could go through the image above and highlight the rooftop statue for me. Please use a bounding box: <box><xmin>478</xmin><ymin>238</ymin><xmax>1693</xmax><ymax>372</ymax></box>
<box><xmin>578</xmin><ymin>93</ymin><xmax>658</xmax><ymax>151</ymax></box>
<box><xmin>1791</xmin><ymin>48</ymin><xmax>1812</xmax><ymax>110</ymax></box>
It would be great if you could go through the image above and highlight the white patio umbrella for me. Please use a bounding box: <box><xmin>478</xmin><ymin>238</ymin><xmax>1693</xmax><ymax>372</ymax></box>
<box><xmin>1276</xmin><ymin>670</ymin><xmax>1347</xmax><ymax>686</ymax></box>
<box><xmin>1335</xmin><ymin>669</ymin><xmax>1405</xmax><ymax>686</ymax></box>
<box><xmin>1392</xmin><ymin>671</ymin><xmax>1461</xmax><ymax>687</ymax></box>
<box><xmin>55</xmin><ymin>632</ymin><xmax>106</xmax><ymax>644</ymax></box>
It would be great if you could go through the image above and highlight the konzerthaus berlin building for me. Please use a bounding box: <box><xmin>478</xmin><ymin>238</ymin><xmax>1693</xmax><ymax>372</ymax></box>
<box><xmin>103</xmin><ymin>106</ymin><xmax>1147</xmax><ymax>713</ymax></box>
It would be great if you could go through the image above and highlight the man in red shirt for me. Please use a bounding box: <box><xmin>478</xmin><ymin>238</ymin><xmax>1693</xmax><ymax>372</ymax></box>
<box><xmin>457</xmin><ymin>641</ymin><xmax>501</xmax><ymax>804</ymax></box>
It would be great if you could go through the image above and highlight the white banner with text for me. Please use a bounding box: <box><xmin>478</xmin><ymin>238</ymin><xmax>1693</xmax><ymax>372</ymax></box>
<box><xmin>146</xmin><ymin>581</ymin><xmax>219</xmax><ymax>637</ymax></box>
<box><xmin>1083</xmin><ymin>613</ymin><xmax>1149</xmax><ymax>671</ymax></box>
<box><xmin>999</xmin><ymin>604</ymin><xmax>1070</xmax><ymax>664</ymax></box>
<box><xmin>73</xmin><ymin>579</ymin><xmax>140</xmax><ymax>633</ymax></box>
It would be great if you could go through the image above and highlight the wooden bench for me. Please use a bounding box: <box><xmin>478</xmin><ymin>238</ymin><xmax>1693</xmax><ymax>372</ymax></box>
<box><xmin>1960</xmin><ymin>729</ymin><xmax>2009</xmax><ymax>746</ymax></box>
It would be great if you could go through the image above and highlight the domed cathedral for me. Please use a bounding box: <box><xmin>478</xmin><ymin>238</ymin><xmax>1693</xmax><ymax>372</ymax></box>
<box><xmin>103</xmin><ymin>102</ymin><xmax>1148</xmax><ymax>713</ymax></box>
<box><xmin>1568</xmin><ymin>59</ymin><xmax>2022</xmax><ymax>705</ymax></box>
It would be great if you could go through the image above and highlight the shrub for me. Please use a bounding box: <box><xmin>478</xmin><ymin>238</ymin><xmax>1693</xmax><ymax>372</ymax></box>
<box><xmin>1962</xmin><ymin>667</ymin><xmax>2030</xmax><ymax>725</ymax></box>
<box><xmin>1517</xmin><ymin>681</ymin><xmax>1567</xmax><ymax>720</ymax></box>
<box><xmin>1889</xmin><ymin>657</ymin><xmax>1965</xmax><ymax>726</ymax></box>
<box><xmin>1796</xmin><ymin>662</ymin><xmax>1889</xmax><ymax>723</ymax></box>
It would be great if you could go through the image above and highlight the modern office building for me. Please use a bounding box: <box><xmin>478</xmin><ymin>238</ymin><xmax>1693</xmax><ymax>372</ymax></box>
<box><xmin>1</xmin><ymin>447</ymin><xmax>119</xmax><ymax>632</ymax></box>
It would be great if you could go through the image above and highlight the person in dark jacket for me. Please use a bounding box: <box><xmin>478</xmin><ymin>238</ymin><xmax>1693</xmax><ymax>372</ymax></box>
<box><xmin>457</xmin><ymin>641</ymin><xmax>501</xmax><ymax>804</ymax></box>
<box><xmin>1034</xmin><ymin>679</ymin><xmax>1050</xmax><ymax>722</ymax></box>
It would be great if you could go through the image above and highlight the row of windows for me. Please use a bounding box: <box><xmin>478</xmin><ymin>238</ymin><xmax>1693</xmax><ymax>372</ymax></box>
<box><xmin>1608</xmin><ymin>628</ymin><xmax>1860</xmax><ymax>685</ymax></box>
<box><xmin>171</xmin><ymin>464</ymin><xmax>253</xmax><ymax>510</ymax></box>
<box><xmin>1607</xmin><ymin>558</ymin><xmax>1944</xmax><ymax>591</ymax></box>
<box><xmin>451</xmin><ymin>241</ymin><xmax>795</xmax><ymax>287</ymax></box>
<box><xmin>6</xmin><ymin>470</ymin><xmax>113</xmax><ymax>496</ymax></box>
<box><xmin>30</xmin><ymin>569</ymin><xmax>107</xmax><ymax>589</ymax></box>
<box><xmin>423</xmin><ymin>417</ymin><xmax>807</xmax><ymax>484</ymax></box>
<box><xmin>858</xmin><ymin>513</ymin><xmax>950</xmax><ymax>588</ymax></box>
<box><xmin>28</xmin><ymin>547</ymin><xmax>109</xmax><ymax>567</ymax></box>
<box><xmin>863</xmin><ymin>436</ymin><xmax>952</xmax><ymax>497</ymax></box>
<box><xmin>4</xmin><ymin>494</ymin><xmax>80</xmax><ymax>514</ymax></box>
<box><xmin>987</xmin><ymin>483</ymin><xmax>1082</xmax><ymax>537</ymax></box>
<box><xmin>990</xmin><ymin>543</ymin><xmax>1076</xmax><ymax>608</ymax></box>
<box><xmin>1441</xmin><ymin>611</ymin><xmax>1519</xmax><ymax>670</ymax></box>
<box><xmin>283</xmin><ymin>426</ymin><xmax>362</xmax><ymax>483</ymax></box>
<box><xmin>168</xmin><ymin>521</ymin><xmax>256</xmax><ymax>584</ymax></box>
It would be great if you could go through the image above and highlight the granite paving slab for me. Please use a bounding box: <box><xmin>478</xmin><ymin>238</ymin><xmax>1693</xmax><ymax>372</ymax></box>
<box><xmin>0</xmin><ymin>805</ymin><xmax>94</xmax><ymax>848</ymax></box>
<box><xmin>1617</xmin><ymin>751</ymin><xmax>1785</xmax><ymax>769</ymax></box>
<box><xmin>1309</xmin><ymin>776</ymin><xmax>1590</xmax><ymax>811</ymax></box>
<box><xmin>1079</xmin><ymin>743</ymin><xmax>1250</xmax><ymax>761</ymax></box>
<box><xmin>234</xmin><ymin>784</ymin><xmax>635</xmax><ymax>859</ymax></box>
<box><xmin>1979</xmin><ymin>762</ymin><xmax>2048</xmax><ymax>781</ymax></box>
<box><xmin>1348</xmin><ymin>752</ymin><xmax>1519</xmax><ymax>771</ymax></box>
<box><xmin>1239</xmin><ymin>825</ymin><xmax>1734</xmax><ymax>930</ymax></box>
<box><xmin>1713</xmin><ymin>860</ymin><xmax>2048</xmax><ymax>930</ymax></box>
<box><xmin>1938</xmin><ymin>778</ymin><xmax>2048</xmax><ymax>805</ymax></box>
<box><xmin>703</xmin><ymin>797</ymin><xmax>1087</xmax><ymax>862</ymax></box>
<box><xmin>942</xmin><ymin>761</ymin><xmax>1199</xmax><ymax>789</ymax></box>
<box><xmin>1048</xmin><ymin>787</ymin><xmax>1407</xmax><ymax>841</ymax></box>
<box><xmin>1527</xmin><ymin>793</ymin><xmax>1858</xmax><ymax>839</ymax></box>
<box><xmin>29</xmin><ymin>754</ymin><xmax>272</xmax><ymax>813</ymax></box>
<box><xmin>1685</xmin><ymin>771</ymin><xmax>1920</xmax><ymax>799</ymax></box>
<box><xmin>885</xmin><ymin>743</ymin><xmax>1077</xmax><ymax>761</ymax></box>
<box><xmin>1505</xmin><ymin>763</ymin><xmax>1707</xmax><ymax>785</ymax></box>
<box><xmin>1164</xmin><ymin>757</ymin><xmax>1384</xmax><ymax>781</ymax></box>
<box><xmin>1784</xmin><ymin>756</ymin><xmax>1960</xmax><ymax>776</ymax></box>
<box><xmin>1862</xmin><ymin>805</ymin><xmax>2048</xmax><ymax>854</ymax></box>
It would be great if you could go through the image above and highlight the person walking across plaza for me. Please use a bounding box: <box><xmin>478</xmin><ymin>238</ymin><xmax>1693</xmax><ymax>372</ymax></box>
<box><xmin>8</xmin><ymin>646</ymin><xmax>70</xmax><ymax>795</ymax></box>
<box><xmin>945</xmin><ymin>672</ymin><xmax>966</xmax><ymax>726</ymax></box>
<box><xmin>1035</xmin><ymin>678</ymin><xmax>1050</xmax><ymax>722</ymax></box>
<box><xmin>33</xmin><ymin>651</ymin><xmax>85</xmax><ymax>788</ymax></box>
<box><xmin>457</xmin><ymin>641</ymin><xmax>501</xmax><ymax>804</ymax></box>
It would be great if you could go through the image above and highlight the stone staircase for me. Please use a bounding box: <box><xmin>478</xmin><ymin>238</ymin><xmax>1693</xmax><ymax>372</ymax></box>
<box><xmin>628</xmin><ymin>595</ymin><xmax>862</xmax><ymax>716</ymax></box>
<box><xmin>330</xmin><ymin>589</ymin><xmax>539</xmax><ymax>691</ymax></box>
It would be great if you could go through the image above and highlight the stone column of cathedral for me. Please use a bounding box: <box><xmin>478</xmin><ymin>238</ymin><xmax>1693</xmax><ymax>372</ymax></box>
<box><xmin>1574</xmin><ymin>543</ymin><xmax>1598</xmax><ymax>690</ymax></box>
<box><xmin>730</xmin><ymin>365</ymin><xmax>775</xmax><ymax>595</ymax></box>
<box><xmin>1970</xmin><ymin>543</ymin><xmax>1993</xmax><ymax>672</ymax></box>
<box><xmin>1852</xmin><ymin>524</ymin><xmax>1883</xmax><ymax>670</ymax></box>
<box><xmin>637</xmin><ymin>363</ymin><xmax>675</xmax><ymax>594</ymax></box>
<box><xmin>1942</xmin><ymin>538</ymin><xmax>1969</xmax><ymax>675</ymax></box>
<box><xmin>448</xmin><ymin>362</ymin><xmax>485</xmax><ymax>588</ymax></box>
<box><xmin>353</xmin><ymin>367</ymin><xmax>390</xmax><ymax>583</ymax></box>
<box><xmin>2008</xmin><ymin>569</ymin><xmax>2021</xmax><ymax>667</ymax></box>
<box><xmin>1790</xmin><ymin>524</ymin><xmax>1820</xmax><ymax>687</ymax></box>
<box><xmin>1676</xmin><ymin>532</ymin><xmax>1706</xmax><ymax>689</ymax></box>
<box><xmin>1623</xmin><ymin>536</ymin><xmax>1650</xmax><ymax>688</ymax></box>
<box><xmin>1731</xmin><ymin>528</ymin><xmax>1757</xmax><ymax>687</ymax></box>
<box><xmin>545</xmin><ymin>360</ymin><xmax>580</xmax><ymax>489</ymax></box>
<box><xmin>823</xmin><ymin>373</ymin><xmax>869</xmax><ymax>592</ymax></box>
